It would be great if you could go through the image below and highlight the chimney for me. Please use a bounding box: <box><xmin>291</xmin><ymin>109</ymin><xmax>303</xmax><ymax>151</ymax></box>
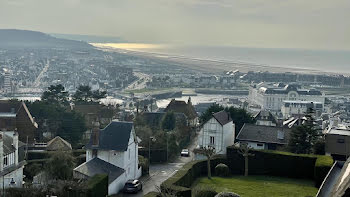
<box><xmin>92</xmin><ymin>121</ymin><xmax>100</xmax><ymax>146</ymax></box>
<box><xmin>0</xmin><ymin>133</ymin><xmax>3</xmax><ymax>171</ymax></box>
<box><xmin>13</xmin><ymin>130</ymin><xmax>18</xmax><ymax>165</ymax></box>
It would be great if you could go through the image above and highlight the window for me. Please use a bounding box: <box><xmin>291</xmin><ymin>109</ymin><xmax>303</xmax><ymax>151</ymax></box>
<box><xmin>257</xmin><ymin>143</ymin><xmax>263</xmax><ymax>147</ymax></box>
<box><xmin>210</xmin><ymin>136</ymin><xmax>215</xmax><ymax>145</ymax></box>
<box><xmin>3</xmin><ymin>157</ymin><xmax>7</xmax><ymax>166</ymax></box>
<box><xmin>337</xmin><ymin>139</ymin><xmax>345</xmax><ymax>143</ymax></box>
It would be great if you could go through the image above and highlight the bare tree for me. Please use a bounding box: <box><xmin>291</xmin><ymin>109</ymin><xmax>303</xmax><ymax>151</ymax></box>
<box><xmin>237</xmin><ymin>143</ymin><xmax>254</xmax><ymax>176</ymax></box>
<box><xmin>194</xmin><ymin>146</ymin><xmax>216</xmax><ymax>179</ymax></box>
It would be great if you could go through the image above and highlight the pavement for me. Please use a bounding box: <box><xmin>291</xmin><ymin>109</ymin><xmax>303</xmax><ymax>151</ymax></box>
<box><xmin>116</xmin><ymin>134</ymin><xmax>198</xmax><ymax>197</ymax></box>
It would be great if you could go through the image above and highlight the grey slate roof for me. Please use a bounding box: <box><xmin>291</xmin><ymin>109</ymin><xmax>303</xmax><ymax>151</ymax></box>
<box><xmin>212</xmin><ymin>111</ymin><xmax>232</xmax><ymax>126</ymax></box>
<box><xmin>141</xmin><ymin>112</ymin><xmax>187</xmax><ymax>127</ymax></box>
<box><xmin>237</xmin><ymin>124</ymin><xmax>291</xmax><ymax>144</ymax></box>
<box><xmin>74</xmin><ymin>157</ymin><xmax>125</xmax><ymax>184</ymax></box>
<box><xmin>86</xmin><ymin>121</ymin><xmax>133</xmax><ymax>151</ymax></box>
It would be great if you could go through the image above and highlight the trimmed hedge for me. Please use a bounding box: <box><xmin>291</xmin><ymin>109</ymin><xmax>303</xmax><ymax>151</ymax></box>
<box><xmin>161</xmin><ymin>155</ymin><xmax>227</xmax><ymax>197</ymax></box>
<box><xmin>226</xmin><ymin>146</ymin><xmax>333</xmax><ymax>181</ymax></box>
<box><xmin>86</xmin><ymin>174</ymin><xmax>108</xmax><ymax>197</ymax></box>
<box><xmin>215</xmin><ymin>163</ymin><xmax>230</xmax><ymax>177</ymax></box>
<box><xmin>314</xmin><ymin>155</ymin><xmax>334</xmax><ymax>187</ymax></box>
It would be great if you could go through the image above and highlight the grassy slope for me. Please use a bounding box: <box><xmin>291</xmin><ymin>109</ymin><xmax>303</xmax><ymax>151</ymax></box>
<box><xmin>193</xmin><ymin>176</ymin><xmax>318</xmax><ymax>197</ymax></box>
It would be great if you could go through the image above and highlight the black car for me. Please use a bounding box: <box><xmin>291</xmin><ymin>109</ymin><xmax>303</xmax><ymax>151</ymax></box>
<box><xmin>122</xmin><ymin>179</ymin><xmax>142</xmax><ymax>193</ymax></box>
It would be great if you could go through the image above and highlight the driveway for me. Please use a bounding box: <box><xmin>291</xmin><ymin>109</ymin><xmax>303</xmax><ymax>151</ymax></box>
<box><xmin>116</xmin><ymin>135</ymin><xmax>198</xmax><ymax>197</ymax></box>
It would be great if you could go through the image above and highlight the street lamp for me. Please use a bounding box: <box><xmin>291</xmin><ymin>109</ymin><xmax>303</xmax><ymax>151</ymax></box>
<box><xmin>2</xmin><ymin>177</ymin><xmax>16</xmax><ymax>197</ymax></box>
<box><xmin>149</xmin><ymin>136</ymin><xmax>156</xmax><ymax>164</ymax></box>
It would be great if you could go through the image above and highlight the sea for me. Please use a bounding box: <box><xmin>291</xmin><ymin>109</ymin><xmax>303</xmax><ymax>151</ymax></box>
<box><xmin>92</xmin><ymin>43</ymin><xmax>350</xmax><ymax>75</ymax></box>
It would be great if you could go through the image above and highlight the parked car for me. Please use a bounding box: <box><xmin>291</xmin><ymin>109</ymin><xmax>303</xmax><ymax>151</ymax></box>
<box><xmin>122</xmin><ymin>179</ymin><xmax>142</xmax><ymax>193</ymax></box>
<box><xmin>181</xmin><ymin>149</ymin><xmax>190</xmax><ymax>157</ymax></box>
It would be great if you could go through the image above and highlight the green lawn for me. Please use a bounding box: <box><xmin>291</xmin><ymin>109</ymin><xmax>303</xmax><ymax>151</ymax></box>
<box><xmin>193</xmin><ymin>176</ymin><xmax>318</xmax><ymax>197</ymax></box>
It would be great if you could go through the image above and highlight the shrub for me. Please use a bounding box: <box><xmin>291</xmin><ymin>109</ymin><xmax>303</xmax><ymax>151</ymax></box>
<box><xmin>313</xmin><ymin>139</ymin><xmax>325</xmax><ymax>155</ymax></box>
<box><xmin>215</xmin><ymin>163</ymin><xmax>230</xmax><ymax>177</ymax></box>
<box><xmin>314</xmin><ymin>155</ymin><xmax>334</xmax><ymax>187</ymax></box>
<box><xmin>139</xmin><ymin>155</ymin><xmax>150</xmax><ymax>175</ymax></box>
<box><xmin>86</xmin><ymin>174</ymin><xmax>108</xmax><ymax>197</ymax></box>
<box><xmin>193</xmin><ymin>186</ymin><xmax>217</xmax><ymax>197</ymax></box>
<box><xmin>215</xmin><ymin>192</ymin><xmax>240</xmax><ymax>197</ymax></box>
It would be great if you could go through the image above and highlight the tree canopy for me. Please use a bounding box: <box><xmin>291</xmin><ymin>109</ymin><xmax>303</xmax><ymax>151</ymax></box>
<box><xmin>73</xmin><ymin>85</ymin><xmax>107</xmax><ymax>104</ymax></box>
<box><xmin>41</xmin><ymin>84</ymin><xmax>68</xmax><ymax>105</ymax></box>
<box><xmin>45</xmin><ymin>151</ymin><xmax>76</xmax><ymax>180</ymax></box>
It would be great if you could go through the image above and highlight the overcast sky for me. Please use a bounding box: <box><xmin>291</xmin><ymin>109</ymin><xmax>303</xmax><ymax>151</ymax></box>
<box><xmin>0</xmin><ymin>0</ymin><xmax>349</xmax><ymax>50</ymax></box>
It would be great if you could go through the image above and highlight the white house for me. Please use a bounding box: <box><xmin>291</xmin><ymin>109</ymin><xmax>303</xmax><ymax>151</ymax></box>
<box><xmin>197</xmin><ymin>111</ymin><xmax>235</xmax><ymax>155</ymax></box>
<box><xmin>0</xmin><ymin>132</ymin><xmax>26</xmax><ymax>190</ymax></box>
<box><xmin>73</xmin><ymin>121</ymin><xmax>141</xmax><ymax>195</ymax></box>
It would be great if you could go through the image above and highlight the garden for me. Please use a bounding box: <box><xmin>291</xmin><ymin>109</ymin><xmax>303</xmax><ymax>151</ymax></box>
<box><xmin>192</xmin><ymin>176</ymin><xmax>318</xmax><ymax>197</ymax></box>
<box><xmin>155</xmin><ymin>146</ymin><xmax>333</xmax><ymax>197</ymax></box>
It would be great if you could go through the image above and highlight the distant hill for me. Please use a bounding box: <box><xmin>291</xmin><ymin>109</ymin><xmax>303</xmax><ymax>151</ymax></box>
<box><xmin>51</xmin><ymin>33</ymin><xmax>126</xmax><ymax>43</ymax></box>
<box><xmin>0</xmin><ymin>29</ymin><xmax>92</xmax><ymax>49</ymax></box>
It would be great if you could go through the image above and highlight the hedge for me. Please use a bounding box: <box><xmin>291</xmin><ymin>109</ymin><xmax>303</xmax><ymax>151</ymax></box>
<box><xmin>161</xmin><ymin>156</ymin><xmax>227</xmax><ymax>197</ymax></box>
<box><xmin>86</xmin><ymin>174</ymin><xmax>108</xmax><ymax>197</ymax></box>
<box><xmin>226</xmin><ymin>146</ymin><xmax>333</xmax><ymax>181</ymax></box>
<box><xmin>314</xmin><ymin>155</ymin><xmax>334</xmax><ymax>187</ymax></box>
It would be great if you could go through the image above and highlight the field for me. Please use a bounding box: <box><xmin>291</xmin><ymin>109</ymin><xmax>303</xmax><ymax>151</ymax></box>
<box><xmin>193</xmin><ymin>176</ymin><xmax>318</xmax><ymax>197</ymax></box>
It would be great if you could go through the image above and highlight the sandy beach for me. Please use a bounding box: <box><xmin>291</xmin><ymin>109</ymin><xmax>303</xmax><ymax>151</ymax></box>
<box><xmin>92</xmin><ymin>44</ymin><xmax>344</xmax><ymax>76</ymax></box>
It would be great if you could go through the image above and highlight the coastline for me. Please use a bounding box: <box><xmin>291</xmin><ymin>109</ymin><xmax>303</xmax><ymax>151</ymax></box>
<box><xmin>91</xmin><ymin>44</ymin><xmax>346</xmax><ymax>76</ymax></box>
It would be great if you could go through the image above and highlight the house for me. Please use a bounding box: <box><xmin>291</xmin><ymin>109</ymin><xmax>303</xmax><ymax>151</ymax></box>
<box><xmin>164</xmin><ymin>98</ymin><xmax>198</xmax><ymax>127</ymax></box>
<box><xmin>0</xmin><ymin>100</ymin><xmax>38</xmax><ymax>144</ymax></box>
<box><xmin>46</xmin><ymin>136</ymin><xmax>72</xmax><ymax>151</ymax></box>
<box><xmin>73</xmin><ymin>121</ymin><xmax>141</xmax><ymax>195</ymax></box>
<box><xmin>0</xmin><ymin>132</ymin><xmax>26</xmax><ymax>189</ymax></box>
<box><xmin>140</xmin><ymin>112</ymin><xmax>188</xmax><ymax>128</ymax></box>
<box><xmin>253</xmin><ymin>110</ymin><xmax>277</xmax><ymax>126</ymax></box>
<box><xmin>236</xmin><ymin>124</ymin><xmax>291</xmax><ymax>150</ymax></box>
<box><xmin>317</xmin><ymin>158</ymin><xmax>350</xmax><ymax>197</ymax></box>
<box><xmin>325</xmin><ymin>127</ymin><xmax>350</xmax><ymax>160</ymax></box>
<box><xmin>197</xmin><ymin>111</ymin><xmax>235</xmax><ymax>154</ymax></box>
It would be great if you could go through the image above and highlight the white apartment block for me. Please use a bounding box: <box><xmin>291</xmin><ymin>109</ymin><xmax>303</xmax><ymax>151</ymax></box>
<box><xmin>281</xmin><ymin>100</ymin><xmax>323</xmax><ymax>119</ymax></box>
<box><xmin>249</xmin><ymin>83</ymin><xmax>325</xmax><ymax>111</ymax></box>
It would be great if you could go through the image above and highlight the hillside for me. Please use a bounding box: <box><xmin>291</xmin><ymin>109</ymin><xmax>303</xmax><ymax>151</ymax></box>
<box><xmin>0</xmin><ymin>29</ymin><xmax>92</xmax><ymax>49</ymax></box>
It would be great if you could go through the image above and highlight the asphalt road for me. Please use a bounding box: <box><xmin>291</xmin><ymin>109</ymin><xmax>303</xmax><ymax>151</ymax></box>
<box><xmin>116</xmin><ymin>135</ymin><xmax>197</xmax><ymax>197</ymax></box>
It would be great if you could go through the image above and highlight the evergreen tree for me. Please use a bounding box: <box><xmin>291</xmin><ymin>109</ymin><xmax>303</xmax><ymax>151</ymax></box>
<box><xmin>288</xmin><ymin>106</ymin><xmax>319</xmax><ymax>154</ymax></box>
<box><xmin>41</xmin><ymin>84</ymin><xmax>68</xmax><ymax>105</ymax></box>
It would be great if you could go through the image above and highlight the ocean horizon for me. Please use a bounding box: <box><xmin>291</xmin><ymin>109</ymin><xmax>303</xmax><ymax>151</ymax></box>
<box><xmin>92</xmin><ymin>43</ymin><xmax>350</xmax><ymax>75</ymax></box>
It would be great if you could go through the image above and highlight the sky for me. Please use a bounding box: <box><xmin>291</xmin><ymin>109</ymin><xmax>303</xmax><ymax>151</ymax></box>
<box><xmin>0</xmin><ymin>0</ymin><xmax>349</xmax><ymax>50</ymax></box>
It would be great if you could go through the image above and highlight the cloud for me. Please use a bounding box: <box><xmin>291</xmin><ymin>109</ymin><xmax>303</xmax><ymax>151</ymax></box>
<box><xmin>0</xmin><ymin>0</ymin><xmax>349</xmax><ymax>50</ymax></box>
